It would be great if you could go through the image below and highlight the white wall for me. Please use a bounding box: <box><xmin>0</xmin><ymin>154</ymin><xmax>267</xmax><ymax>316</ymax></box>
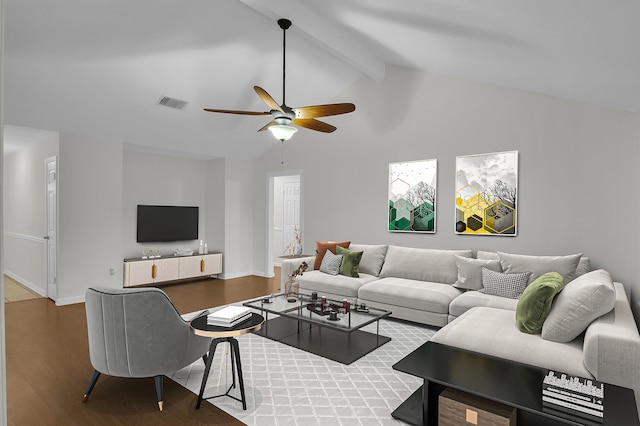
<box><xmin>252</xmin><ymin>66</ymin><xmax>640</xmax><ymax>295</ymax></box>
<box><xmin>3</xmin><ymin>134</ymin><xmax>58</xmax><ymax>294</ymax></box>
<box><xmin>122</xmin><ymin>149</ymin><xmax>208</xmax><ymax>258</ymax></box>
<box><xmin>223</xmin><ymin>159</ymin><xmax>255</xmax><ymax>278</ymax></box>
<box><xmin>57</xmin><ymin>132</ymin><xmax>123</xmax><ymax>304</ymax></box>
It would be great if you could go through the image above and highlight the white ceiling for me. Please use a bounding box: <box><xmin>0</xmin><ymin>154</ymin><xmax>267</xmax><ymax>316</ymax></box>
<box><xmin>4</xmin><ymin>0</ymin><xmax>640</xmax><ymax>160</ymax></box>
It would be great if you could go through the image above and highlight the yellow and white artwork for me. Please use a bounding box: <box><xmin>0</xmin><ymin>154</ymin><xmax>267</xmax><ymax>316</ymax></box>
<box><xmin>455</xmin><ymin>151</ymin><xmax>518</xmax><ymax>236</ymax></box>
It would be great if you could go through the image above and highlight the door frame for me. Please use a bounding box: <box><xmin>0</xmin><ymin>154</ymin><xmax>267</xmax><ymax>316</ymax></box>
<box><xmin>44</xmin><ymin>156</ymin><xmax>58</xmax><ymax>301</ymax></box>
<box><xmin>266</xmin><ymin>169</ymin><xmax>303</xmax><ymax>277</ymax></box>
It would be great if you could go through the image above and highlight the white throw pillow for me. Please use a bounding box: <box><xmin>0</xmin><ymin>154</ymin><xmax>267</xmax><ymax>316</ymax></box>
<box><xmin>541</xmin><ymin>269</ymin><xmax>615</xmax><ymax>343</ymax></box>
<box><xmin>453</xmin><ymin>256</ymin><xmax>502</xmax><ymax>290</ymax></box>
<box><xmin>319</xmin><ymin>250</ymin><xmax>343</xmax><ymax>276</ymax></box>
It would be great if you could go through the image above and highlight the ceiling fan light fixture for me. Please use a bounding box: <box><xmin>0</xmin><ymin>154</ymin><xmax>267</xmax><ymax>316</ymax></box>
<box><xmin>269</xmin><ymin>123</ymin><xmax>297</xmax><ymax>142</ymax></box>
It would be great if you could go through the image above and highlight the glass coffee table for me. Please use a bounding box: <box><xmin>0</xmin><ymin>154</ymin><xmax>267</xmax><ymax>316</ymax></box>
<box><xmin>244</xmin><ymin>293</ymin><xmax>391</xmax><ymax>364</ymax></box>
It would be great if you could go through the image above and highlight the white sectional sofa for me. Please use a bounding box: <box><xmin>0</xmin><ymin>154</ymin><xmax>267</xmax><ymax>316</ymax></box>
<box><xmin>280</xmin><ymin>243</ymin><xmax>640</xmax><ymax>416</ymax></box>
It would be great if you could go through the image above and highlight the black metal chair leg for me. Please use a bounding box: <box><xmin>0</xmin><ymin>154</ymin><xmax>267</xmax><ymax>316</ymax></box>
<box><xmin>82</xmin><ymin>370</ymin><xmax>101</xmax><ymax>402</ymax></box>
<box><xmin>202</xmin><ymin>354</ymin><xmax>208</xmax><ymax>365</ymax></box>
<box><xmin>154</xmin><ymin>375</ymin><xmax>164</xmax><ymax>411</ymax></box>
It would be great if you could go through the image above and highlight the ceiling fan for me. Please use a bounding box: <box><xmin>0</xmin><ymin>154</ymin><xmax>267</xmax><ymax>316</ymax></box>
<box><xmin>204</xmin><ymin>18</ymin><xmax>356</xmax><ymax>142</ymax></box>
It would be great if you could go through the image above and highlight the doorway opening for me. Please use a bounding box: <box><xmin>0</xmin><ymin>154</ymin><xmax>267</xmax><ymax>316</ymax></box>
<box><xmin>268</xmin><ymin>172</ymin><xmax>303</xmax><ymax>275</ymax></box>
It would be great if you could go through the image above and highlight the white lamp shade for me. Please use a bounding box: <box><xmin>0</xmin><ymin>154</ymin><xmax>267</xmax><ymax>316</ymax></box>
<box><xmin>268</xmin><ymin>124</ymin><xmax>298</xmax><ymax>141</ymax></box>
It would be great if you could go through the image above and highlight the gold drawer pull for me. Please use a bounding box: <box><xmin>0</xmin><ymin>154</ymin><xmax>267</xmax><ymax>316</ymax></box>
<box><xmin>152</xmin><ymin>264</ymin><xmax>157</xmax><ymax>279</ymax></box>
<box><xmin>200</xmin><ymin>259</ymin><xmax>205</xmax><ymax>272</ymax></box>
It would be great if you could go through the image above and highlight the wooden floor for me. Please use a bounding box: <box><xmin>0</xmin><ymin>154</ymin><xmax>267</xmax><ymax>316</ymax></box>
<box><xmin>5</xmin><ymin>271</ymin><xmax>281</xmax><ymax>426</ymax></box>
<box><xmin>3</xmin><ymin>275</ymin><xmax>43</xmax><ymax>303</ymax></box>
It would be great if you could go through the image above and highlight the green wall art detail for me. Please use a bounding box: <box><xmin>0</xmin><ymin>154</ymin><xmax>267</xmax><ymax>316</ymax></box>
<box><xmin>455</xmin><ymin>151</ymin><xmax>518</xmax><ymax>236</ymax></box>
<box><xmin>388</xmin><ymin>159</ymin><xmax>437</xmax><ymax>233</ymax></box>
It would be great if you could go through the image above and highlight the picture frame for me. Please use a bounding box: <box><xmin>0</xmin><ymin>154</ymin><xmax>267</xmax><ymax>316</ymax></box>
<box><xmin>388</xmin><ymin>159</ymin><xmax>437</xmax><ymax>233</ymax></box>
<box><xmin>455</xmin><ymin>151</ymin><xmax>518</xmax><ymax>236</ymax></box>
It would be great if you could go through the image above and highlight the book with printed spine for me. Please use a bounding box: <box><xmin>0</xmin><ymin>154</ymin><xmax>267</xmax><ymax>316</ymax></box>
<box><xmin>542</xmin><ymin>370</ymin><xmax>604</xmax><ymax>423</ymax></box>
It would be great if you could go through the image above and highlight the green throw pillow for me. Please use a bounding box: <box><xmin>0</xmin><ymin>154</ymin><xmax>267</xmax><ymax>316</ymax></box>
<box><xmin>336</xmin><ymin>246</ymin><xmax>363</xmax><ymax>278</ymax></box>
<box><xmin>515</xmin><ymin>272</ymin><xmax>564</xmax><ymax>334</ymax></box>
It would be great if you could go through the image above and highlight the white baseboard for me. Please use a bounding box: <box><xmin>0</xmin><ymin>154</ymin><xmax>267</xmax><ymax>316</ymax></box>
<box><xmin>55</xmin><ymin>295</ymin><xmax>85</xmax><ymax>306</ymax></box>
<box><xmin>3</xmin><ymin>270</ymin><xmax>46</xmax><ymax>296</ymax></box>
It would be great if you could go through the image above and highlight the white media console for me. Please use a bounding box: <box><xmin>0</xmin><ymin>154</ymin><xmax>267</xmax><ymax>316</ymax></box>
<box><xmin>123</xmin><ymin>253</ymin><xmax>222</xmax><ymax>287</ymax></box>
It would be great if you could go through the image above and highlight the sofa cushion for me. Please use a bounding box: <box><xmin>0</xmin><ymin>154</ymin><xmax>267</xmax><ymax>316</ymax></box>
<box><xmin>480</xmin><ymin>268</ymin><xmax>530</xmax><ymax>299</ymax></box>
<box><xmin>498</xmin><ymin>251</ymin><xmax>582</xmax><ymax>284</ymax></box>
<box><xmin>477</xmin><ymin>251</ymin><xmax>590</xmax><ymax>279</ymax></box>
<box><xmin>542</xmin><ymin>269</ymin><xmax>616</xmax><ymax>343</ymax></box>
<box><xmin>348</xmin><ymin>244</ymin><xmax>387</xmax><ymax>277</ymax></box>
<box><xmin>314</xmin><ymin>241</ymin><xmax>350</xmax><ymax>270</ymax></box>
<box><xmin>358</xmin><ymin>277</ymin><xmax>462</xmax><ymax>314</ymax></box>
<box><xmin>449</xmin><ymin>291</ymin><xmax>518</xmax><ymax>318</ymax></box>
<box><xmin>515</xmin><ymin>272</ymin><xmax>564</xmax><ymax>334</ymax></box>
<box><xmin>379</xmin><ymin>246</ymin><xmax>472</xmax><ymax>284</ymax></box>
<box><xmin>432</xmin><ymin>307</ymin><xmax>593</xmax><ymax>379</ymax></box>
<box><xmin>319</xmin><ymin>251</ymin><xmax>342</xmax><ymax>275</ymax></box>
<box><xmin>453</xmin><ymin>256</ymin><xmax>502</xmax><ymax>290</ymax></box>
<box><xmin>296</xmin><ymin>270</ymin><xmax>377</xmax><ymax>299</ymax></box>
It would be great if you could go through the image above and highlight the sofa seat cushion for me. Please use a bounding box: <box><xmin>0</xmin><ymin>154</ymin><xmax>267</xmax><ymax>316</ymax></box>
<box><xmin>449</xmin><ymin>291</ymin><xmax>518</xmax><ymax>318</ymax></box>
<box><xmin>357</xmin><ymin>277</ymin><xmax>462</xmax><ymax>314</ymax></box>
<box><xmin>296</xmin><ymin>270</ymin><xmax>377</xmax><ymax>299</ymax></box>
<box><xmin>432</xmin><ymin>307</ymin><xmax>592</xmax><ymax>379</ymax></box>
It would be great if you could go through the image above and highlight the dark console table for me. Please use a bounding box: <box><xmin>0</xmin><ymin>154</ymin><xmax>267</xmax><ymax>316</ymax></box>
<box><xmin>392</xmin><ymin>342</ymin><xmax>639</xmax><ymax>426</ymax></box>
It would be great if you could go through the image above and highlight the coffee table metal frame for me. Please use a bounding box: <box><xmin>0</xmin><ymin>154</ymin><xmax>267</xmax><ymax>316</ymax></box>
<box><xmin>243</xmin><ymin>293</ymin><xmax>391</xmax><ymax>364</ymax></box>
<box><xmin>190</xmin><ymin>313</ymin><xmax>264</xmax><ymax>410</ymax></box>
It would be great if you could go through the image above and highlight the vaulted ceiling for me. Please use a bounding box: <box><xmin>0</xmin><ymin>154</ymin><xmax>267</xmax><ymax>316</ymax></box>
<box><xmin>5</xmin><ymin>0</ymin><xmax>640</xmax><ymax>160</ymax></box>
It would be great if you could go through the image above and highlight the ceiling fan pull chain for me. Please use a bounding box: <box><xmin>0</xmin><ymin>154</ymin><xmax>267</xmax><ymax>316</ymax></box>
<box><xmin>281</xmin><ymin>141</ymin><xmax>285</xmax><ymax>165</ymax></box>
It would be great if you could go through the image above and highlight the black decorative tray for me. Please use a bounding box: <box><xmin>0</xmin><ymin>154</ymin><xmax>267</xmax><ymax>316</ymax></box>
<box><xmin>306</xmin><ymin>302</ymin><xmax>342</xmax><ymax>316</ymax></box>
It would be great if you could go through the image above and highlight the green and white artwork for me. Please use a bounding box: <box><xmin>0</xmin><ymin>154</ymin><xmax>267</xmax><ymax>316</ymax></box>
<box><xmin>388</xmin><ymin>159</ymin><xmax>437</xmax><ymax>233</ymax></box>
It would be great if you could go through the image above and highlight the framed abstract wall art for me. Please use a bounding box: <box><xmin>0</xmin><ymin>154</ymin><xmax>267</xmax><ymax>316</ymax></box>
<box><xmin>388</xmin><ymin>159</ymin><xmax>437</xmax><ymax>233</ymax></box>
<box><xmin>455</xmin><ymin>151</ymin><xmax>518</xmax><ymax>236</ymax></box>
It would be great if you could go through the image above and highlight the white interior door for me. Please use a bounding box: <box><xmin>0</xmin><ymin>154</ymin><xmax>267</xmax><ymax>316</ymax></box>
<box><xmin>45</xmin><ymin>157</ymin><xmax>57</xmax><ymax>301</ymax></box>
<box><xmin>283</xmin><ymin>181</ymin><xmax>301</xmax><ymax>256</ymax></box>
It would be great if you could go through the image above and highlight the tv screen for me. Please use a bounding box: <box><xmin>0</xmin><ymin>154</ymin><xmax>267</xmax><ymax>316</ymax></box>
<box><xmin>136</xmin><ymin>205</ymin><xmax>199</xmax><ymax>243</ymax></box>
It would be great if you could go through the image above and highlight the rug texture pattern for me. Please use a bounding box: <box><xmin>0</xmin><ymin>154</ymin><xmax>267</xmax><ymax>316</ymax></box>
<box><xmin>171</xmin><ymin>311</ymin><xmax>436</xmax><ymax>425</ymax></box>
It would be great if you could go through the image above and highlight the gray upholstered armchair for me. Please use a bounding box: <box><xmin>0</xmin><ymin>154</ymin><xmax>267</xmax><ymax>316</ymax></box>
<box><xmin>82</xmin><ymin>286</ymin><xmax>211</xmax><ymax>411</ymax></box>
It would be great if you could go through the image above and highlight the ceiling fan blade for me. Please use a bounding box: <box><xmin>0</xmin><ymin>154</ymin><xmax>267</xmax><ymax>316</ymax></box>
<box><xmin>293</xmin><ymin>103</ymin><xmax>356</xmax><ymax>119</ymax></box>
<box><xmin>254</xmin><ymin>86</ymin><xmax>284</xmax><ymax>113</ymax></box>
<box><xmin>293</xmin><ymin>118</ymin><xmax>337</xmax><ymax>133</ymax></box>
<box><xmin>257</xmin><ymin>120</ymin><xmax>276</xmax><ymax>132</ymax></box>
<box><xmin>204</xmin><ymin>108</ymin><xmax>270</xmax><ymax>116</ymax></box>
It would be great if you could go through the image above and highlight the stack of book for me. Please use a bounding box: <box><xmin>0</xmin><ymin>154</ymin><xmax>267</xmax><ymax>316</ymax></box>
<box><xmin>207</xmin><ymin>306</ymin><xmax>252</xmax><ymax>328</ymax></box>
<box><xmin>542</xmin><ymin>370</ymin><xmax>604</xmax><ymax>423</ymax></box>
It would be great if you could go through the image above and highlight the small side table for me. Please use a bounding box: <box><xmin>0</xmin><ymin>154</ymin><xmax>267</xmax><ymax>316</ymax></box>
<box><xmin>190</xmin><ymin>312</ymin><xmax>264</xmax><ymax>410</ymax></box>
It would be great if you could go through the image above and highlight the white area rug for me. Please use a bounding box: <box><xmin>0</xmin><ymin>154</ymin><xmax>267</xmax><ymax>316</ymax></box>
<box><xmin>172</xmin><ymin>308</ymin><xmax>437</xmax><ymax>425</ymax></box>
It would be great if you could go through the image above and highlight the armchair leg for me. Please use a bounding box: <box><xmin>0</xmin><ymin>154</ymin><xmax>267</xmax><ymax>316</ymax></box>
<box><xmin>82</xmin><ymin>370</ymin><xmax>101</xmax><ymax>402</ymax></box>
<box><xmin>202</xmin><ymin>354</ymin><xmax>208</xmax><ymax>365</ymax></box>
<box><xmin>154</xmin><ymin>375</ymin><xmax>164</xmax><ymax>411</ymax></box>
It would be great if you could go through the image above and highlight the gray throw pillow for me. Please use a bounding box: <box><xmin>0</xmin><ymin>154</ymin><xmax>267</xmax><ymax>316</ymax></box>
<box><xmin>348</xmin><ymin>244</ymin><xmax>388</xmax><ymax>277</ymax></box>
<box><xmin>319</xmin><ymin>250</ymin><xmax>343</xmax><ymax>276</ymax></box>
<box><xmin>452</xmin><ymin>256</ymin><xmax>502</xmax><ymax>290</ymax></box>
<box><xmin>541</xmin><ymin>269</ymin><xmax>615</xmax><ymax>343</ymax></box>
<box><xmin>498</xmin><ymin>252</ymin><xmax>582</xmax><ymax>284</ymax></box>
<box><xmin>480</xmin><ymin>267</ymin><xmax>531</xmax><ymax>299</ymax></box>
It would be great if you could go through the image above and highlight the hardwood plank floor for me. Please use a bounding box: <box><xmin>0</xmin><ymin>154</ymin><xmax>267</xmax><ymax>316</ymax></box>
<box><xmin>5</xmin><ymin>271</ymin><xmax>281</xmax><ymax>425</ymax></box>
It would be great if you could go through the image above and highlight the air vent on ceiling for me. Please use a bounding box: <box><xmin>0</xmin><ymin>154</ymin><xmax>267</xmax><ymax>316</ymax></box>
<box><xmin>158</xmin><ymin>96</ymin><xmax>188</xmax><ymax>110</ymax></box>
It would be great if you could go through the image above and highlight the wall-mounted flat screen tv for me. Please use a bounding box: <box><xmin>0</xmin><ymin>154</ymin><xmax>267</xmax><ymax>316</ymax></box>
<box><xmin>136</xmin><ymin>205</ymin><xmax>199</xmax><ymax>242</ymax></box>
